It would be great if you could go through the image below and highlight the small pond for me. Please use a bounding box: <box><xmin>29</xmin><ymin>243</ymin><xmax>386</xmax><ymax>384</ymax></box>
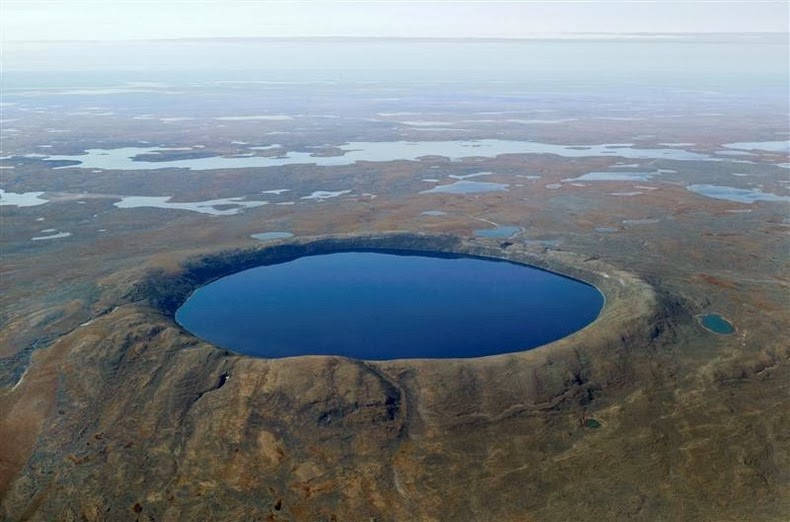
<box><xmin>473</xmin><ymin>226</ymin><xmax>522</xmax><ymax>238</ymax></box>
<box><xmin>699</xmin><ymin>313</ymin><xmax>736</xmax><ymax>335</ymax></box>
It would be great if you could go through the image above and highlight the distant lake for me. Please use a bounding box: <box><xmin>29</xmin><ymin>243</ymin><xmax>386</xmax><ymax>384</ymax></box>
<box><xmin>474</xmin><ymin>225</ymin><xmax>522</xmax><ymax>238</ymax></box>
<box><xmin>175</xmin><ymin>251</ymin><xmax>603</xmax><ymax>360</ymax></box>
<box><xmin>686</xmin><ymin>184</ymin><xmax>790</xmax><ymax>204</ymax></box>
<box><xmin>36</xmin><ymin>140</ymin><xmax>712</xmax><ymax>171</ymax></box>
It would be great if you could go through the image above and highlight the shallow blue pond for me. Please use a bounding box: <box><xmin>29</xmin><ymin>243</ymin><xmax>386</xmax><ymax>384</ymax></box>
<box><xmin>473</xmin><ymin>226</ymin><xmax>522</xmax><ymax>238</ymax></box>
<box><xmin>251</xmin><ymin>232</ymin><xmax>294</xmax><ymax>241</ymax></box>
<box><xmin>420</xmin><ymin>180</ymin><xmax>509</xmax><ymax>194</ymax></box>
<box><xmin>700</xmin><ymin>313</ymin><xmax>735</xmax><ymax>335</ymax></box>
<box><xmin>175</xmin><ymin>251</ymin><xmax>604</xmax><ymax>360</ymax></box>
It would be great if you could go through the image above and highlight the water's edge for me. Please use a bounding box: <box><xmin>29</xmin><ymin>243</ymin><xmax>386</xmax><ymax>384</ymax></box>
<box><xmin>123</xmin><ymin>232</ymin><xmax>661</xmax><ymax>361</ymax></box>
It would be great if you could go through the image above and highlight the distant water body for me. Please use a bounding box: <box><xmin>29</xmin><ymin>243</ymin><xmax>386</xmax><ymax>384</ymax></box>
<box><xmin>36</xmin><ymin>141</ymin><xmax>711</xmax><ymax>171</ymax></box>
<box><xmin>175</xmin><ymin>251</ymin><xmax>604</xmax><ymax>360</ymax></box>
<box><xmin>474</xmin><ymin>226</ymin><xmax>522</xmax><ymax>238</ymax></box>
<box><xmin>686</xmin><ymin>184</ymin><xmax>790</xmax><ymax>204</ymax></box>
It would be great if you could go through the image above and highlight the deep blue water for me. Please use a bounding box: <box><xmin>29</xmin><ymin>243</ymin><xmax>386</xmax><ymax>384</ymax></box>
<box><xmin>175</xmin><ymin>251</ymin><xmax>604</xmax><ymax>360</ymax></box>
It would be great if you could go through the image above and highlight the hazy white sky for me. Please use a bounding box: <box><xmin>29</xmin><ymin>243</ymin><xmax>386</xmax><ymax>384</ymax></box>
<box><xmin>3</xmin><ymin>1</ymin><xmax>788</xmax><ymax>41</ymax></box>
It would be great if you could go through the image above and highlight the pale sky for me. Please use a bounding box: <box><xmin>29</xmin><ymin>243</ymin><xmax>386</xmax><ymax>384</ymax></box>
<box><xmin>3</xmin><ymin>1</ymin><xmax>788</xmax><ymax>41</ymax></box>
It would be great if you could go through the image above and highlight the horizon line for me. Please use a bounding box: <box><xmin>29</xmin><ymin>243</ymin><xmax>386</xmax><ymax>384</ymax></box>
<box><xmin>6</xmin><ymin>32</ymin><xmax>788</xmax><ymax>44</ymax></box>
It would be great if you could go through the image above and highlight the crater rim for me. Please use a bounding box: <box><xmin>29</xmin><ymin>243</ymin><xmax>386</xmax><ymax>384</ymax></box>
<box><xmin>127</xmin><ymin>232</ymin><xmax>657</xmax><ymax>362</ymax></box>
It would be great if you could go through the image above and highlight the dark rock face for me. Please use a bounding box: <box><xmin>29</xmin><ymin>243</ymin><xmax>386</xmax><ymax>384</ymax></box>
<box><xmin>1</xmin><ymin>234</ymin><xmax>788</xmax><ymax>521</ymax></box>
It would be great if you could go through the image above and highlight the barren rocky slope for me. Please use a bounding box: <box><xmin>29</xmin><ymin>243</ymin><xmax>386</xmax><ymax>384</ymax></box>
<box><xmin>2</xmin><ymin>234</ymin><xmax>788</xmax><ymax>521</ymax></box>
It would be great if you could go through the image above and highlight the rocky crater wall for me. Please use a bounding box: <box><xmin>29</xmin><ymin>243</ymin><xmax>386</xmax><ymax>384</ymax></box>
<box><xmin>5</xmin><ymin>233</ymin><xmax>711</xmax><ymax>522</ymax></box>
